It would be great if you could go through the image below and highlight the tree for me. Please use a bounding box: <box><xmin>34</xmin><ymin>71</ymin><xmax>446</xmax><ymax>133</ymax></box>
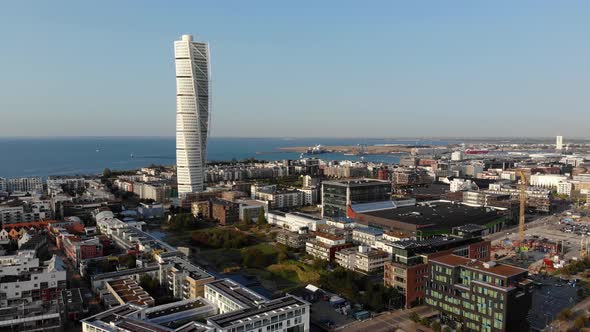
<box><xmin>557</xmin><ymin>308</ymin><xmax>573</xmax><ymax>320</ymax></box>
<box><xmin>257</xmin><ymin>208</ymin><xmax>267</xmax><ymax>226</ymax></box>
<box><xmin>431</xmin><ymin>321</ymin><xmax>441</xmax><ymax>332</ymax></box>
<box><xmin>442</xmin><ymin>327</ymin><xmax>451</xmax><ymax>332</ymax></box>
<box><xmin>242</xmin><ymin>209</ymin><xmax>251</xmax><ymax>225</ymax></box>
<box><xmin>409</xmin><ymin>311</ymin><xmax>420</xmax><ymax>323</ymax></box>
<box><xmin>574</xmin><ymin>315</ymin><xmax>588</xmax><ymax>329</ymax></box>
<box><xmin>103</xmin><ymin>168</ymin><xmax>112</xmax><ymax>178</ymax></box>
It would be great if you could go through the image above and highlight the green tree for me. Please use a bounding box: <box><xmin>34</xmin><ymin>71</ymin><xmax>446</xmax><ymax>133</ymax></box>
<box><xmin>442</xmin><ymin>326</ymin><xmax>451</xmax><ymax>332</ymax></box>
<box><xmin>431</xmin><ymin>321</ymin><xmax>441</xmax><ymax>332</ymax></box>
<box><xmin>409</xmin><ymin>311</ymin><xmax>420</xmax><ymax>322</ymax></box>
<box><xmin>103</xmin><ymin>168</ymin><xmax>112</xmax><ymax>178</ymax></box>
<box><xmin>257</xmin><ymin>208</ymin><xmax>267</xmax><ymax>226</ymax></box>
<box><xmin>242</xmin><ymin>209</ymin><xmax>251</xmax><ymax>224</ymax></box>
<box><xmin>574</xmin><ymin>314</ymin><xmax>588</xmax><ymax>329</ymax></box>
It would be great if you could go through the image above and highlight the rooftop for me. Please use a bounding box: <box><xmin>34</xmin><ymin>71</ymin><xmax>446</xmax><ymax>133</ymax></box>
<box><xmin>430</xmin><ymin>254</ymin><xmax>527</xmax><ymax>278</ymax></box>
<box><xmin>206</xmin><ymin>279</ymin><xmax>267</xmax><ymax>308</ymax></box>
<box><xmin>323</xmin><ymin>179</ymin><xmax>391</xmax><ymax>188</ymax></box>
<box><xmin>359</xmin><ymin>201</ymin><xmax>500</xmax><ymax>230</ymax></box>
<box><xmin>207</xmin><ymin>295</ymin><xmax>307</xmax><ymax>329</ymax></box>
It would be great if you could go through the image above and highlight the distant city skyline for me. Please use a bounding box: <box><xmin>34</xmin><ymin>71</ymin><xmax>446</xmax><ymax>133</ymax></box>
<box><xmin>1</xmin><ymin>1</ymin><xmax>589</xmax><ymax>138</ymax></box>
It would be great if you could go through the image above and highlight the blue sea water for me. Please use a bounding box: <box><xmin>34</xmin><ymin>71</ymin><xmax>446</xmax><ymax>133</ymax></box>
<box><xmin>0</xmin><ymin>137</ymin><xmax>449</xmax><ymax>178</ymax></box>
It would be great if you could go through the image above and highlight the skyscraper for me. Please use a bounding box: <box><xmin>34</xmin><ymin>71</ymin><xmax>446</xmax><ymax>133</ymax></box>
<box><xmin>556</xmin><ymin>135</ymin><xmax>563</xmax><ymax>150</ymax></box>
<box><xmin>174</xmin><ymin>34</ymin><xmax>210</xmax><ymax>197</ymax></box>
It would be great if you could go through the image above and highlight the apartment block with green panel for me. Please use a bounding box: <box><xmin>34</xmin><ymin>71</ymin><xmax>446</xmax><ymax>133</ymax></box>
<box><xmin>425</xmin><ymin>254</ymin><xmax>533</xmax><ymax>332</ymax></box>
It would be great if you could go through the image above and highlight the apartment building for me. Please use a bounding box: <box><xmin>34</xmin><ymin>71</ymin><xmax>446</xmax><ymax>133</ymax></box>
<box><xmin>426</xmin><ymin>254</ymin><xmax>533</xmax><ymax>332</ymax></box>
<box><xmin>204</xmin><ymin>279</ymin><xmax>267</xmax><ymax>314</ymax></box>
<box><xmin>383</xmin><ymin>226</ymin><xmax>491</xmax><ymax>308</ymax></box>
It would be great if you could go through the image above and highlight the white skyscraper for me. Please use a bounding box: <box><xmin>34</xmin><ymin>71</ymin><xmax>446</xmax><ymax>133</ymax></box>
<box><xmin>174</xmin><ymin>34</ymin><xmax>211</xmax><ymax>196</ymax></box>
<box><xmin>556</xmin><ymin>135</ymin><xmax>563</xmax><ymax>150</ymax></box>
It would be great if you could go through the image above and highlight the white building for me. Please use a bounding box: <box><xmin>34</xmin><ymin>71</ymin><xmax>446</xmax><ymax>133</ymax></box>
<box><xmin>352</xmin><ymin>227</ymin><xmax>383</xmax><ymax>247</ymax></box>
<box><xmin>556</xmin><ymin>135</ymin><xmax>563</xmax><ymax>150</ymax></box>
<box><xmin>206</xmin><ymin>295</ymin><xmax>310</xmax><ymax>332</ymax></box>
<box><xmin>557</xmin><ymin>181</ymin><xmax>574</xmax><ymax>196</ymax></box>
<box><xmin>297</xmin><ymin>187</ymin><xmax>319</xmax><ymax>205</ymax></box>
<box><xmin>5</xmin><ymin>177</ymin><xmax>43</xmax><ymax>193</ymax></box>
<box><xmin>451</xmin><ymin>151</ymin><xmax>464</xmax><ymax>161</ymax></box>
<box><xmin>529</xmin><ymin>174</ymin><xmax>568</xmax><ymax>189</ymax></box>
<box><xmin>175</xmin><ymin>34</ymin><xmax>211</xmax><ymax>197</ymax></box>
<box><xmin>449</xmin><ymin>179</ymin><xmax>478</xmax><ymax>192</ymax></box>
<box><xmin>0</xmin><ymin>177</ymin><xmax>6</xmax><ymax>192</ymax></box>
<box><xmin>204</xmin><ymin>279</ymin><xmax>267</xmax><ymax>314</ymax></box>
<box><xmin>266</xmin><ymin>211</ymin><xmax>325</xmax><ymax>232</ymax></box>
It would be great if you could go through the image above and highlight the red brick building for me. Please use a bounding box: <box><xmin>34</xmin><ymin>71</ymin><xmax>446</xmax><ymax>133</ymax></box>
<box><xmin>384</xmin><ymin>231</ymin><xmax>490</xmax><ymax>308</ymax></box>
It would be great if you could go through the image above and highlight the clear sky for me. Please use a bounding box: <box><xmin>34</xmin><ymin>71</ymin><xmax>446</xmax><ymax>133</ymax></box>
<box><xmin>1</xmin><ymin>1</ymin><xmax>589</xmax><ymax>138</ymax></box>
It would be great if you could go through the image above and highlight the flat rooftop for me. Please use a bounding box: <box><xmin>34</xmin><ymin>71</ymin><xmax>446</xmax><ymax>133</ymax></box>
<box><xmin>358</xmin><ymin>201</ymin><xmax>500</xmax><ymax>230</ymax></box>
<box><xmin>145</xmin><ymin>298</ymin><xmax>209</xmax><ymax>319</ymax></box>
<box><xmin>430</xmin><ymin>254</ymin><xmax>527</xmax><ymax>278</ymax></box>
<box><xmin>323</xmin><ymin>179</ymin><xmax>391</xmax><ymax>187</ymax></box>
<box><xmin>106</xmin><ymin>278</ymin><xmax>154</xmax><ymax>307</ymax></box>
<box><xmin>208</xmin><ymin>295</ymin><xmax>306</xmax><ymax>329</ymax></box>
<box><xmin>206</xmin><ymin>279</ymin><xmax>266</xmax><ymax>308</ymax></box>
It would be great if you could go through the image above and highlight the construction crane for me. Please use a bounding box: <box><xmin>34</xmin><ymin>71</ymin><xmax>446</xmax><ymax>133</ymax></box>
<box><xmin>518</xmin><ymin>171</ymin><xmax>527</xmax><ymax>246</ymax></box>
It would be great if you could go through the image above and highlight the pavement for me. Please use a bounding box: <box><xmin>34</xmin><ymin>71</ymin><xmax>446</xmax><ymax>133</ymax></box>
<box><xmin>337</xmin><ymin>306</ymin><xmax>437</xmax><ymax>332</ymax></box>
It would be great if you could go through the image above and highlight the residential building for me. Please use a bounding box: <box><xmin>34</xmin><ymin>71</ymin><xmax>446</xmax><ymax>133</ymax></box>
<box><xmin>206</xmin><ymin>295</ymin><xmax>310</xmax><ymax>332</ymax></box>
<box><xmin>204</xmin><ymin>279</ymin><xmax>267</xmax><ymax>314</ymax></box>
<box><xmin>305</xmin><ymin>232</ymin><xmax>352</xmax><ymax>261</ymax></box>
<box><xmin>276</xmin><ymin>230</ymin><xmax>312</xmax><ymax>249</ymax></box>
<box><xmin>211</xmin><ymin>199</ymin><xmax>240</xmax><ymax>225</ymax></box>
<box><xmin>4</xmin><ymin>177</ymin><xmax>43</xmax><ymax>193</ymax></box>
<box><xmin>425</xmin><ymin>254</ymin><xmax>533</xmax><ymax>332</ymax></box>
<box><xmin>336</xmin><ymin>246</ymin><xmax>389</xmax><ymax>274</ymax></box>
<box><xmin>298</xmin><ymin>186</ymin><xmax>319</xmax><ymax>205</ymax></box>
<box><xmin>105</xmin><ymin>278</ymin><xmax>155</xmax><ymax>307</ymax></box>
<box><xmin>156</xmin><ymin>254</ymin><xmax>214</xmax><ymax>299</ymax></box>
<box><xmin>352</xmin><ymin>227</ymin><xmax>383</xmax><ymax>247</ymax></box>
<box><xmin>383</xmin><ymin>227</ymin><xmax>491</xmax><ymax>308</ymax></box>
<box><xmin>62</xmin><ymin>236</ymin><xmax>104</xmax><ymax>265</ymax></box>
<box><xmin>175</xmin><ymin>34</ymin><xmax>211</xmax><ymax>197</ymax></box>
<box><xmin>322</xmin><ymin>179</ymin><xmax>391</xmax><ymax>218</ymax></box>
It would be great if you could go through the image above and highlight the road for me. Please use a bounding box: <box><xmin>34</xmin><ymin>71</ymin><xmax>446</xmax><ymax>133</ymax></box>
<box><xmin>337</xmin><ymin>306</ymin><xmax>437</xmax><ymax>332</ymax></box>
<box><xmin>485</xmin><ymin>214</ymin><xmax>557</xmax><ymax>243</ymax></box>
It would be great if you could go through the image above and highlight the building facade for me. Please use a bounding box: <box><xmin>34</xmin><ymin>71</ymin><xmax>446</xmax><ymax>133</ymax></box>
<box><xmin>425</xmin><ymin>254</ymin><xmax>533</xmax><ymax>332</ymax></box>
<box><xmin>175</xmin><ymin>34</ymin><xmax>210</xmax><ymax>197</ymax></box>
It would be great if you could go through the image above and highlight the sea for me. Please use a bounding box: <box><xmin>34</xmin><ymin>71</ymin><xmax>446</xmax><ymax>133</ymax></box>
<box><xmin>0</xmin><ymin>137</ymin><xmax>450</xmax><ymax>178</ymax></box>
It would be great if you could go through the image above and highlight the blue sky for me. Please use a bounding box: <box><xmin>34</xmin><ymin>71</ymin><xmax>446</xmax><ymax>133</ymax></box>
<box><xmin>0</xmin><ymin>1</ymin><xmax>589</xmax><ymax>138</ymax></box>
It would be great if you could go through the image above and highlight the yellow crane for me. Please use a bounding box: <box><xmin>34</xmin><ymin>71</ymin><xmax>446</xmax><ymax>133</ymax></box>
<box><xmin>518</xmin><ymin>171</ymin><xmax>526</xmax><ymax>246</ymax></box>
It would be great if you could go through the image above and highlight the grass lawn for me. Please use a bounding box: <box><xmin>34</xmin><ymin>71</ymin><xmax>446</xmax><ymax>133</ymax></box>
<box><xmin>267</xmin><ymin>260</ymin><xmax>322</xmax><ymax>284</ymax></box>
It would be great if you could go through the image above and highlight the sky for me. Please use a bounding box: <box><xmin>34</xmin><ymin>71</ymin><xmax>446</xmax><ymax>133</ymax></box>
<box><xmin>0</xmin><ymin>1</ymin><xmax>589</xmax><ymax>138</ymax></box>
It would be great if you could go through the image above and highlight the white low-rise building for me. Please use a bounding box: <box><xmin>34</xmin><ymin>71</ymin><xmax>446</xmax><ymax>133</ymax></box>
<box><xmin>266</xmin><ymin>211</ymin><xmax>325</xmax><ymax>232</ymax></box>
<box><xmin>205</xmin><ymin>279</ymin><xmax>267</xmax><ymax>314</ymax></box>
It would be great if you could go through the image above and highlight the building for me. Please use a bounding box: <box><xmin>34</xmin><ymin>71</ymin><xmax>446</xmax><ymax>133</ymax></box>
<box><xmin>206</xmin><ymin>295</ymin><xmax>310</xmax><ymax>332</ymax></box>
<box><xmin>105</xmin><ymin>278</ymin><xmax>155</xmax><ymax>307</ymax></box>
<box><xmin>267</xmin><ymin>211</ymin><xmax>325</xmax><ymax>232</ymax></box>
<box><xmin>4</xmin><ymin>177</ymin><xmax>43</xmax><ymax>193</ymax></box>
<box><xmin>351</xmin><ymin>201</ymin><xmax>506</xmax><ymax>238</ymax></box>
<box><xmin>175</xmin><ymin>34</ymin><xmax>210</xmax><ymax>197</ymax></box>
<box><xmin>204</xmin><ymin>279</ymin><xmax>267</xmax><ymax>314</ymax></box>
<box><xmin>276</xmin><ymin>230</ymin><xmax>312</xmax><ymax>249</ymax></box>
<box><xmin>252</xmin><ymin>185</ymin><xmax>304</xmax><ymax>209</ymax></box>
<box><xmin>62</xmin><ymin>236</ymin><xmax>104</xmax><ymax>265</ymax></box>
<box><xmin>335</xmin><ymin>246</ymin><xmax>389</xmax><ymax>274</ymax></box>
<box><xmin>529</xmin><ymin>174</ymin><xmax>568</xmax><ymax>189</ymax></box>
<box><xmin>156</xmin><ymin>254</ymin><xmax>214</xmax><ymax>299</ymax></box>
<box><xmin>305</xmin><ymin>232</ymin><xmax>352</xmax><ymax>261</ymax></box>
<box><xmin>322</xmin><ymin>179</ymin><xmax>391</xmax><ymax>218</ymax></box>
<box><xmin>0</xmin><ymin>199</ymin><xmax>52</xmax><ymax>225</ymax></box>
<box><xmin>298</xmin><ymin>187</ymin><xmax>319</xmax><ymax>205</ymax></box>
<box><xmin>352</xmin><ymin>227</ymin><xmax>383</xmax><ymax>246</ymax></box>
<box><xmin>425</xmin><ymin>254</ymin><xmax>533</xmax><ymax>332</ymax></box>
<box><xmin>383</xmin><ymin>227</ymin><xmax>490</xmax><ymax>308</ymax></box>
<box><xmin>211</xmin><ymin>199</ymin><xmax>240</xmax><ymax>225</ymax></box>
<box><xmin>556</xmin><ymin>135</ymin><xmax>563</xmax><ymax>150</ymax></box>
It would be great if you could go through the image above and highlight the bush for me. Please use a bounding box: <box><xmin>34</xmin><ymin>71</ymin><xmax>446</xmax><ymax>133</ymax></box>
<box><xmin>442</xmin><ymin>326</ymin><xmax>451</xmax><ymax>332</ymax></box>
<box><xmin>420</xmin><ymin>317</ymin><xmax>430</xmax><ymax>326</ymax></box>
<box><xmin>557</xmin><ymin>308</ymin><xmax>573</xmax><ymax>320</ymax></box>
<box><xmin>409</xmin><ymin>311</ymin><xmax>420</xmax><ymax>322</ymax></box>
<box><xmin>431</xmin><ymin>321</ymin><xmax>441</xmax><ymax>332</ymax></box>
<box><xmin>574</xmin><ymin>314</ymin><xmax>588</xmax><ymax>329</ymax></box>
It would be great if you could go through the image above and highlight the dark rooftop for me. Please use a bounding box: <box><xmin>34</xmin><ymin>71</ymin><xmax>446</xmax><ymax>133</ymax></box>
<box><xmin>359</xmin><ymin>201</ymin><xmax>501</xmax><ymax>230</ymax></box>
